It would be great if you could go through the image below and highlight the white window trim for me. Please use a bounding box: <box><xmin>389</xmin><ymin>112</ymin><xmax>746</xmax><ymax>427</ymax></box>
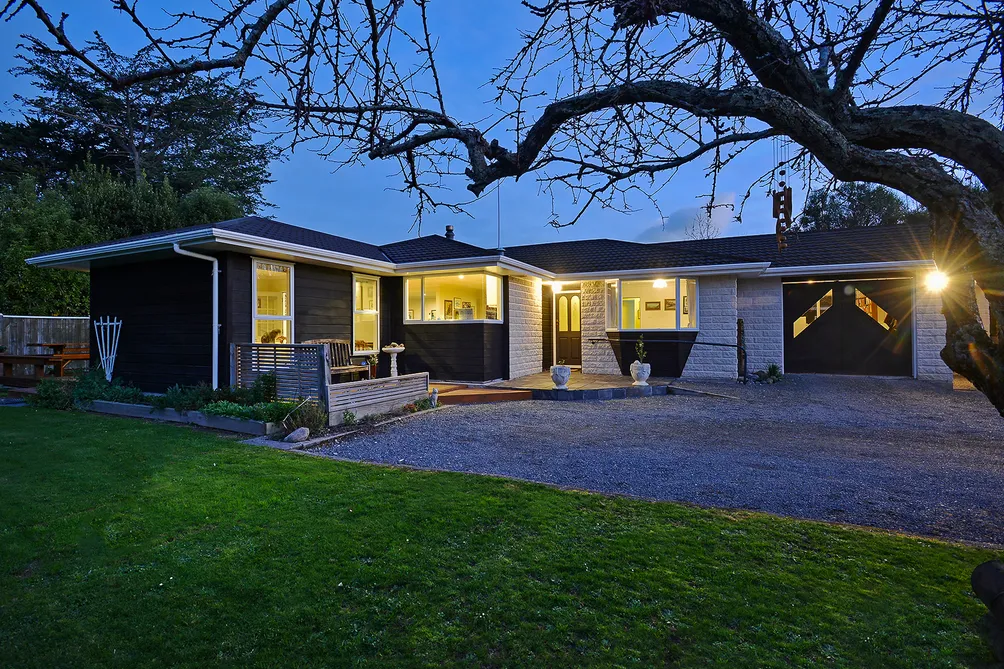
<box><xmin>352</xmin><ymin>273</ymin><xmax>381</xmax><ymax>356</ymax></box>
<box><xmin>251</xmin><ymin>257</ymin><xmax>295</xmax><ymax>343</ymax></box>
<box><xmin>603</xmin><ymin>277</ymin><xmax>700</xmax><ymax>331</ymax></box>
<box><xmin>403</xmin><ymin>273</ymin><xmax>505</xmax><ymax>324</ymax></box>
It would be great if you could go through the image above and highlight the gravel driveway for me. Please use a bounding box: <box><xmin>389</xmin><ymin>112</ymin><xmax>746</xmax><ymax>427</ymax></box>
<box><xmin>313</xmin><ymin>376</ymin><xmax>1004</xmax><ymax>545</ymax></box>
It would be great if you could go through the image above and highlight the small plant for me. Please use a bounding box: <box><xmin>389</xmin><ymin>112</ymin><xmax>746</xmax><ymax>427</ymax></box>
<box><xmin>201</xmin><ymin>400</ymin><xmax>298</xmax><ymax>423</ymax></box>
<box><xmin>404</xmin><ymin>398</ymin><xmax>434</xmax><ymax>413</ymax></box>
<box><xmin>753</xmin><ymin>363</ymin><xmax>784</xmax><ymax>384</ymax></box>
<box><xmin>368</xmin><ymin>354</ymin><xmax>379</xmax><ymax>367</ymax></box>
<box><xmin>28</xmin><ymin>379</ymin><xmax>74</xmax><ymax>410</ymax></box>
<box><xmin>72</xmin><ymin>368</ymin><xmax>146</xmax><ymax>405</ymax></box>
<box><xmin>635</xmin><ymin>334</ymin><xmax>647</xmax><ymax>363</ymax></box>
<box><xmin>282</xmin><ymin>400</ymin><xmax>327</xmax><ymax>433</ymax></box>
<box><xmin>342</xmin><ymin>410</ymin><xmax>357</xmax><ymax>426</ymax></box>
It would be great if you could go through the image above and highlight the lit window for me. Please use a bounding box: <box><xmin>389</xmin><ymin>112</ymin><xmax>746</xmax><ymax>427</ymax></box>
<box><xmin>620</xmin><ymin>279</ymin><xmax>680</xmax><ymax>330</ymax></box>
<box><xmin>253</xmin><ymin>259</ymin><xmax>293</xmax><ymax>344</ymax></box>
<box><xmin>855</xmin><ymin>289</ymin><xmax>895</xmax><ymax>330</ymax></box>
<box><xmin>605</xmin><ymin>280</ymin><xmax>618</xmax><ymax>330</ymax></box>
<box><xmin>352</xmin><ymin>275</ymin><xmax>380</xmax><ymax>354</ymax></box>
<box><xmin>404</xmin><ymin>273</ymin><xmax>503</xmax><ymax>322</ymax></box>
<box><xmin>793</xmin><ymin>289</ymin><xmax>833</xmax><ymax>338</ymax></box>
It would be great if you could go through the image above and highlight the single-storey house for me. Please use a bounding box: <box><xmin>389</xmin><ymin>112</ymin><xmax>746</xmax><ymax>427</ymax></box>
<box><xmin>28</xmin><ymin>216</ymin><xmax>965</xmax><ymax>391</ymax></box>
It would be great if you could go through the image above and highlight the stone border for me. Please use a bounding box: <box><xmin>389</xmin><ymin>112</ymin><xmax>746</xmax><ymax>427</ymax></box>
<box><xmin>528</xmin><ymin>383</ymin><xmax>737</xmax><ymax>401</ymax></box>
<box><xmin>86</xmin><ymin>399</ymin><xmax>282</xmax><ymax>436</ymax></box>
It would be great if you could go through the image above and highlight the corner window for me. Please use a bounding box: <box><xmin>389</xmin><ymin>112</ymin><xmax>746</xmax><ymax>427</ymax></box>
<box><xmin>404</xmin><ymin>273</ymin><xmax>503</xmax><ymax>322</ymax></box>
<box><xmin>352</xmin><ymin>275</ymin><xmax>380</xmax><ymax>355</ymax></box>
<box><xmin>605</xmin><ymin>277</ymin><xmax>698</xmax><ymax>330</ymax></box>
<box><xmin>253</xmin><ymin>259</ymin><xmax>293</xmax><ymax>343</ymax></box>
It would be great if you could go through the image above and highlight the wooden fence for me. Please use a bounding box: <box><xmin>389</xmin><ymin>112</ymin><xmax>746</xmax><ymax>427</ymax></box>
<box><xmin>0</xmin><ymin>314</ymin><xmax>90</xmax><ymax>376</ymax></box>
<box><xmin>231</xmin><ymin>343</ymin><xmax>328</xmax><ymax>401</ymax></box>
<box><xmin>328</xmin><ymin>373</ymin><xmax>430</xmax><ymax>426</ymax></box>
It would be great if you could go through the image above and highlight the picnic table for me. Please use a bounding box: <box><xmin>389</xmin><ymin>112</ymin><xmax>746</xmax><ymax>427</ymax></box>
<box><xmin>0</xmin><ymin>343</ymin><xmax>90</xmax><ymax>379</ymax></box>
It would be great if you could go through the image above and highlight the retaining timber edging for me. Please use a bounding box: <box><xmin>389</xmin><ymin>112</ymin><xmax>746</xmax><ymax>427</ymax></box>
<box><xmin>85</xmin><ymin>399</ymin><xmax>282</xmax><ymax>436</ymax></box>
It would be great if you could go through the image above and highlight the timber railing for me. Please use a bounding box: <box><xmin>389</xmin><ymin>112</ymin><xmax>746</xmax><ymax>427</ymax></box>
<box><xmin>0</xmin><ymin>314</ymin><xmax>90</xmax><ymax>377</ymax></box>
<box><xmin>231</xmin><ymin>343</ymin><xmax>329</xmax><ymax>401</ymax></box>
<box><xmin>328</xmin><ymin>373</ymin><xmax>430</xmax><ymax>426</ymax></box>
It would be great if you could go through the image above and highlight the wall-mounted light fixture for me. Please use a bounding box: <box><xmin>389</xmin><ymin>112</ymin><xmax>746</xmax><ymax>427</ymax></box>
<box><xmin>652</xmin><ymin>279</ymin><xmax>668</xmax><ymax>289</ymax></box>
<box><xmin>925</xmin><ymin>270</ymin><xmax>949</xmax><ymax>293</ymax></box>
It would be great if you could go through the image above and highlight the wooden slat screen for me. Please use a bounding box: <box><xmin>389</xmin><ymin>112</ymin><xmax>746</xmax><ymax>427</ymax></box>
<box><xmin>233</xmin><ymin>343</ymin><xmax>327</xmax><ymax>401</ymax></box>
<box><xmin>328</xmin><ymin>373</ymin><xmax>430</xmax><ymax>425</ymax></box>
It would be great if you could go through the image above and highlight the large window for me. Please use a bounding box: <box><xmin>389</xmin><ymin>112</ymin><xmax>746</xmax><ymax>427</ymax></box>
<box><xmin>604</xmin><ymin>277</ymin><xmax>698</xmax><ymax>330</ymax></box>
<box><xmin>253</xmin><ymin>259</ymin><xmax>293</xmax><ymax>343</ymax></box>
<box><xmin>404</xmin><ymin>273</ymin><xmax>503</xmax><ymax>322</ymax></box>
<box><xmin>353</xmin><ymin>274</ymin><xmax>380</xmax><ymax>355</ymax></box>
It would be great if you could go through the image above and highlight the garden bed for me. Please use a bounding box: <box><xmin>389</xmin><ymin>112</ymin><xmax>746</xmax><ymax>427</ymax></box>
<box><xmin>86</xmin><ymin>399</ymin><xmax>283</xmax><ymax>436</ymax></box>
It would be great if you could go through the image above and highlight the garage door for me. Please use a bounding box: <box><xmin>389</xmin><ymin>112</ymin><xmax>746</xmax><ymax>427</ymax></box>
<box><xmin>783</xmin><ymin>278</ymin><xmax>914</xmax><ymax>376</ymax></box>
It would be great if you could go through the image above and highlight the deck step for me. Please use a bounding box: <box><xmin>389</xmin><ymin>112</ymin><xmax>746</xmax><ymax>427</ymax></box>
<box><xmin>432</xmin><ymin>386</ymin><xmax>532</xmax><ymax>405</ymax></box>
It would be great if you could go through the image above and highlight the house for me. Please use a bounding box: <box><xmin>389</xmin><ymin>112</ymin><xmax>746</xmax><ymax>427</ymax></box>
<box><xmin>27</xmin><ymin>216</ymin><xmax>967</xmax><ymax>391</ymax></box>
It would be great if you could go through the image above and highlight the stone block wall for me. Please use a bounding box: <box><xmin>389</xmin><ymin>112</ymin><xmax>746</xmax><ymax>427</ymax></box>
<box><xmin>737</xmin><ymin>277</ymin><xmax>784</xmax><ymax>375</ymax></box>
<box><xmin>507</xmin><ymin>275</ymin><xmax>543</xmax><ymax>378</ymax></box>
<box><xmin>680</xmin><ymin>275</ymin><xmax>738</xmax><ymax>380</ymax></box>
<box><xmin>914</xmin><ymin>273</ymin><xmax>953</xmax><ymax>383</ymax></box>
<box><xmin>580</xmin><ymin>280</ymin><xmax>622</xmax><ymax>374</ymax></box>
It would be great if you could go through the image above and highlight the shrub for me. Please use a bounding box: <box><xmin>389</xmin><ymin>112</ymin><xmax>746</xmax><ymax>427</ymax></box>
<box><xmin>28</xmin><ymin>379</ymin><xmax>74</xmax><ymax>410</ymax></box>
<box><xmin>200</xmin><ymin>400</ymin><xmax>297</xmax><ymax>423</ymax></box>
<box><xmin>150</xmin><ymin>373</ymin><xmax>279</xmax><ymax>413</ymax></box>
<box><xmin>72</xmin><ymin>369</ymin><xmax>146</xmax><ymax>405</ymax></box>
<box><xmin>342</xmin><ymin>410</ymin><xmax>357</xmax><ymax>426</ymax></box>
<box><xmin>283</xmin><ymin>400</ymin><xmax>327</xmax><ymax>433</ymax></box>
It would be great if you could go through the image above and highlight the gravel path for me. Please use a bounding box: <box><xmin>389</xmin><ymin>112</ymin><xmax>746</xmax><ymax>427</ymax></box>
<box><xmin>313</xmin><ymin>376</ymin><xmax>1004</xmax><ymax>545</ymax></box>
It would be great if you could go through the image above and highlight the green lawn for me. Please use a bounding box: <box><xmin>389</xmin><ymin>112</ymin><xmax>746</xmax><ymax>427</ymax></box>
<box><xmin>0</xmin><ymin>409</ymin><xmax>998</xmax><ymax>668</ymax></box>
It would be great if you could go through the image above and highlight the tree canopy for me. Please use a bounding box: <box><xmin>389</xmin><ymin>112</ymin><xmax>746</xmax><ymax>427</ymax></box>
<box><xmin>0</xmin><ymin>164</ymin><xmax>243</xmax><ymax>316</ymax></box>
<box><xmin>4</xmin><ymin>38</ymin><xmax>279</xmax><ymax>211</ymax></box>
<box><xmin>2</xmin><ymin>0</ymin><xmax>1003</xmax><ymax>413</ymax></box>
<box><xmin>796</xmin><ymin>183</ymin><xmax>928</xmax><ymax>232</ymax></box>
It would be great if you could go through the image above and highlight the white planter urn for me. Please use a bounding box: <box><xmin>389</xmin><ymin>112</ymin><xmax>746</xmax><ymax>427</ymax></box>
<box><xmin>550</xmin><ymin>364</ymin><xmax>572</xmax><ymax>390</ymax></box>
<box><xmin>630</xmin><ymin>360</ymin><xmax>651</xmax><ymax>386</ymax></box>
<box><xmin>382</xmin><ymin>345</ymin><xmax>405</xmax><ymax>377</ymax></box>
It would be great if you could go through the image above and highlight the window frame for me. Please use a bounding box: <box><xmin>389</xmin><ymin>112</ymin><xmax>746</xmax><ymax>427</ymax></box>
<box><xmin>352</xmin><ymin>273</ymin><xmax>381</xmax><ymax>356</ymax></box>
<box><xmin>251</xmin><ymin>257</ymin><xmax>295</xmax><ymax>343</ymax></box>
<box><xmin>403</xmin><ymin>272</ymin><xmax>505</xmax><ymax>324</ymax></box>
<box><xmin>604</xmin><ymin>277</ymin><xmax>700</xmax><ymax>331</ymax></box>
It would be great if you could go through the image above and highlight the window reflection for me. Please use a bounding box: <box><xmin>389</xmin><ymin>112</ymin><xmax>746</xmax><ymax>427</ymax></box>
<box><xmin>793</xmin><ymin>289</ymin><xmax>833</xmax><ymax>338</ymax></box>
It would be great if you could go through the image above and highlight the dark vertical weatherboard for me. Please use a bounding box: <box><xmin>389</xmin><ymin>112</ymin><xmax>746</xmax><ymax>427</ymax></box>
<box><xmin>294</xmin><ymin>263</ymin><xmax>354</xmax><ymax>343</ymax></box>
<box><xmin>90</xmin><ymin>255</ymin><xmax>213</xmax><ymax>392</ymax></box>
<box><xmin>379</xmin><ymin>275</ymin><xmax>507</xmax><ymax>382</ymax></box>
<box><xmin>542</xmin><ymin>283</ymin><xmax>554</xmax><ymax>369</ymax></box>
<box><xmin>220</xmin><ymin>252</ymin><xmax>251</xmax><ymax>383</ymax></box>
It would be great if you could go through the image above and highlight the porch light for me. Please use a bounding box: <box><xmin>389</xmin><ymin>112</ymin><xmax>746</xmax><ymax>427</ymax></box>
<box><xmin>653</xmin><ymin>279</ymin><xmax>668</xmax><ymax>289</ymax></box>
<box><xmin>459</xmin><ymin>275</ymin><xmax>465</xmax><ymax>279</ymax></box>
<box><xmin>925</xmin><ymin>270</ymin><xmax>949</xmax><ymax>293</ymax></box>
<box><xmin>551</xmin><ymin>281</ymin><xmax>563</xmax><ymax>291</ymax></box>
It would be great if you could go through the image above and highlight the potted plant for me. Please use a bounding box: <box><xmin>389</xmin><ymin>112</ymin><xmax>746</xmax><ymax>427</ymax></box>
<box><xmin>550</xmin><ymin>359</ymin><xmax>571</xmax><ymax>390</ymax></box>
<box><xmin>367</xmin><ymin>353</ymin><xmax>379</xmax><ymax>379</ymax></box>
<box><xmin>630</xmin><ymin>335</ymin><xmax>651</xmax><ymax>386</ymax></box>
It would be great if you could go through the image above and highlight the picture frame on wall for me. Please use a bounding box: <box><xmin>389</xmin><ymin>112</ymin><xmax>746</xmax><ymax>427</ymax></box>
<box><xmin>486</xmin><ymin>306</ymin><xmax>498</xmax><ymax>320</ymax></box>
<box><xmin>665</xmin><ymin>298</ymin><xmax>677</xmax><ymax>312</ymax></box>
<box><xmin>453</xmin><ymin>297</ymin><xmax>461</xmax><ymax>312</ymax></box>
<box><xmin>408</xmin><ymin>309</ymin><xmax>414</xmax><ymax>319</ymax></box>
<box><xmin>682</xmin><ymin>296</ymin><xmax>689</xmax><ymax>314</ymax></box>
<box><xmin>461</xmin><ymin>301</ymin><xmax>472</xmax><ymax>309</ymax></box>
<box><xmin>444</xmin><ymin>300</ymin><xmax>454</xmax><ymax>319</ymax></box>
<box><xmin>645</xmin><ymin>301</ymin><xmax>661</xmax><ymax>311</ymax></box>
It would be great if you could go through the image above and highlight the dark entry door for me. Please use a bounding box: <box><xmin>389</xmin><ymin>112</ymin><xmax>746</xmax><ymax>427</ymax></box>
<box><xmin>783</xmin><ymin>278</ymin><xmax>914</xmax><ymax>376</ymax></box>
<box><xmin>555</xmin><ymin>293</ymin><xmax>582</xmax><ymax>366</ymax></box>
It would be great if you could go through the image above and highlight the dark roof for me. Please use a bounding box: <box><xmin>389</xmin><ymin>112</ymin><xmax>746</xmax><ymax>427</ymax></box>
<box><xmin>33</xmin><ymin>213</ymin><xmax>933</xmax><ymax>274</ymax></box>
<box><xmin>379</xmin><ymin>235</ymin><xmax>495</xmax><ymax>263</ymax></box>
<box><xmin>506</xmin><ymin>222</ymin><xmax>932</xmax><ymax>273</ymax></box>
<box><xmin>217</xmin><ymin>217</ymin><xmax>389</xmax><ymax>261</ymax></box>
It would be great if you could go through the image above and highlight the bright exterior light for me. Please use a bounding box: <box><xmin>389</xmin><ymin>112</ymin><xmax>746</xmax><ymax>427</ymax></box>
<box><xmin>653</xmin><ymin>279</ymin><xmax>668</xmax><ymax>289</ymax></box>
<box><xmin>551</xmin><ymin>281</ymin><xmax>563</xmax><ymax>291</ymax></box>
<box><xmin>458</xmin><ymin>275</ymin><xmax>465</xmax><ymax>280</ymax></box>
<box><xmin>925</xmin><ymin>271</ymin><xmax>949</xmax><ymax>293</ymax></box>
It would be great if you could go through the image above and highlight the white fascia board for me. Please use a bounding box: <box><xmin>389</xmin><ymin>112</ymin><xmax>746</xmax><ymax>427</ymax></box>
<box><xmin>552</xmin><ymin>262</ymin><xmax>772</xmax><ymax>281</ymax></box>
<box><xmin>212</xmin><ymin>229</ymin><xmax>397</xmax><ymax>274</ymax></box>
<box><xmin>25</xmin><ymin>228</ymin><xmax>214</xmax><ymax>268</ymax></box>
<box><xmin>761</xmin><ymin>259</ymin><xmax>936</xmax><ymax>277</ymax></box>
<box><xmin>392</xmin><ymin>255</ymin><xmax>555</xmax><ymax>279</ymax></box>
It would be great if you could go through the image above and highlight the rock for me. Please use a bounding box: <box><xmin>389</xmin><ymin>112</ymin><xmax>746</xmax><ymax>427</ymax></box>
<box><xmin>283</xmin><ymin>427</ymin><xmax>310</xmax><ymax>443</ymax></box>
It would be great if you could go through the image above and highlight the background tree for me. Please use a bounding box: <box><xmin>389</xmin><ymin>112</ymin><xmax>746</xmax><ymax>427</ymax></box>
<box><xmin>0</xmin><ymin>164</ymin><xmax>243</xmax><ymax>315</ymax></box>
<box><xmin>3</xmin><ymin>0</ymin><xmax>1003</xmax><ymax>413</ymax></box>
<box><xmin>797</xmin><ymin>183</ymin><xmax>928</xmax><ymax>232</ymax></box>
<box><xmin>5</xmin><ymin>38</ymin><xmax>279</xmax><ymax>211</ymax></box>
<box><xmin>685</xmin><ymin>210</ymin><xmax>721</xmax><ymax>240</ymax></box>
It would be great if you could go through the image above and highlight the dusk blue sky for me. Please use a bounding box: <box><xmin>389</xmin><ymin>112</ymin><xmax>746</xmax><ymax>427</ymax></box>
<box><xmin>2</xmin><ymin>1</ymin><xmax>811</xmax><ymax>248</ymax></box>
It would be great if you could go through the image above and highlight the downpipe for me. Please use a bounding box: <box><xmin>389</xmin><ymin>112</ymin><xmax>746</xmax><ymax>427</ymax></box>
<box><xmin>173</xmin><ymin>243</ymin><xmax>220</xmax><ymax>389</ymax></box>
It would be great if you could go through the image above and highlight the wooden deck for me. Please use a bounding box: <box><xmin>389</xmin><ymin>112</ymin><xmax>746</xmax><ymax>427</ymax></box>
<box><xmin>432</xmin><ymin>384</ymin><xmax>532</xmax><ymax>406</ymax></box>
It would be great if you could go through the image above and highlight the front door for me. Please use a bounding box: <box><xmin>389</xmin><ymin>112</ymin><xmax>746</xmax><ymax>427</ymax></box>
<box><xmin>555</xmin><ymin>292</ymin><xmax>582</xmax><ymax>366</ymax></box>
